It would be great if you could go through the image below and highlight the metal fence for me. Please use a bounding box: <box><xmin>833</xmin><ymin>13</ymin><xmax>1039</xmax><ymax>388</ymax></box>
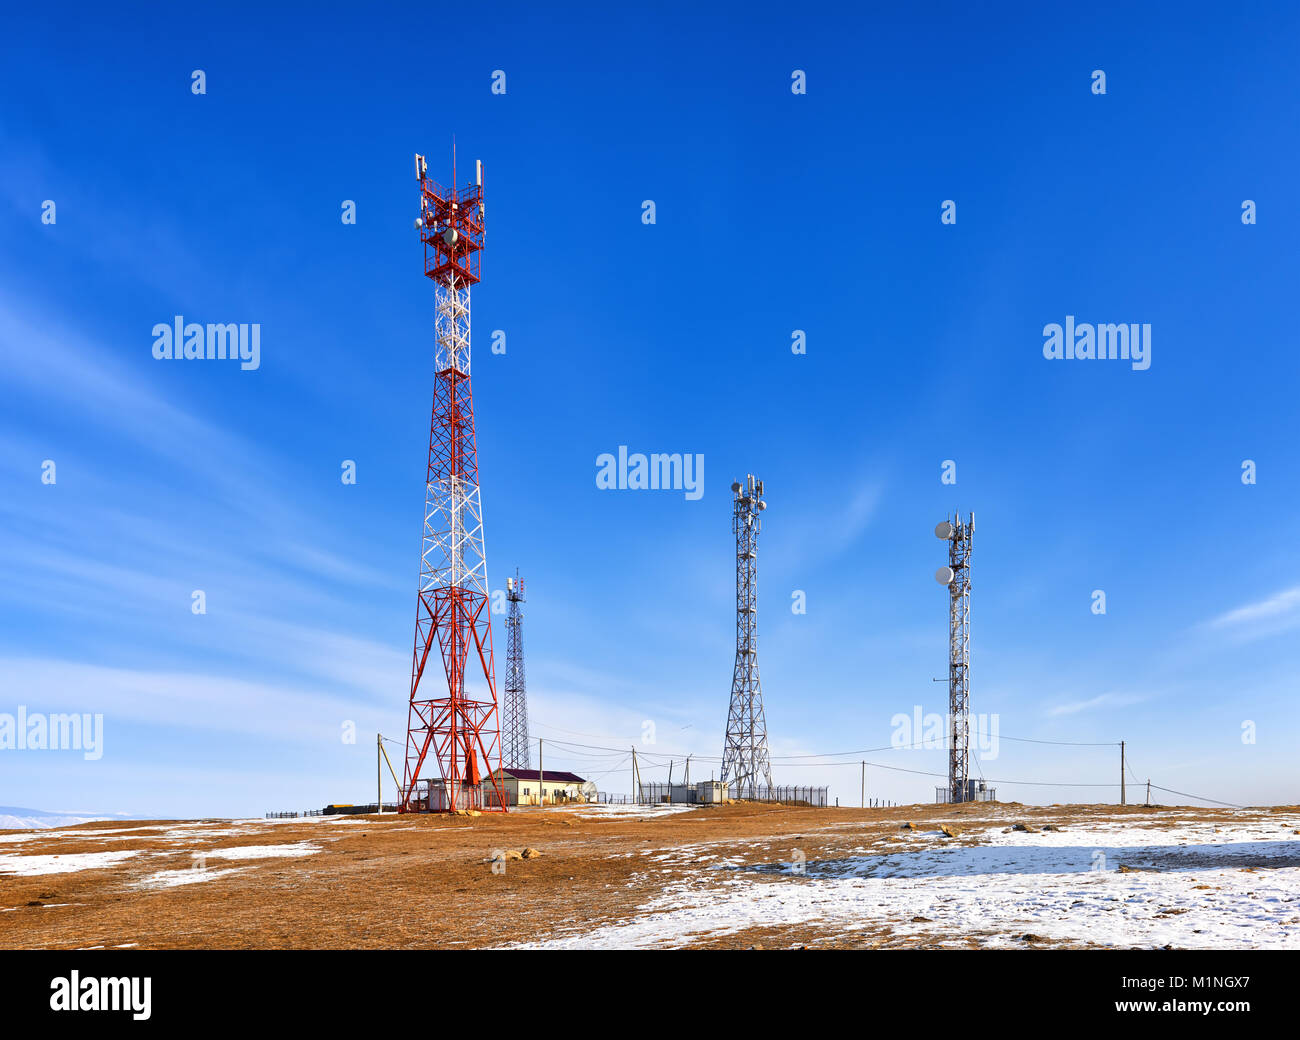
<box><xmin>408</xmin><ymin>781</ymin><xmax>509</xmax><ymax>812</ymax></box>
<box><xmin>732</xmin><ymin>785</ymin><xmax>829</xmax><ymax>807</ymax></box>
<box><xmin>639</xmin><ymin>783</ymin><xmax>829</xmax><ymax>807</ymax></box>
<box><xmin>639</xmin><ymin>783</ymin><xmax>705</xmax><ymax>805</ymax></box>
<box><xmin>934</xmin><ymin>786</ymin><xmax>998</xmax><ymax>803</ymax></box>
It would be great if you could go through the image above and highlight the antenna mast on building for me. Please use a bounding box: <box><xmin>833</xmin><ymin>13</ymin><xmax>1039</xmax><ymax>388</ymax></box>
<box><xmin>502</xmin><ymin>570</ymin><xmax>531</xmax><ymax>770</ymax></box>
<box><xmin>720</xmin><ymin>474</ymin><xmax>774</xmax><ymax>798</ymax></box>
<box><xmin>935</xmin><ymin>512</ymin><xmax>973</xmax><ymax>804</ymax></box>
<box><xmin>400</xmin><ymin>150</ymin><xmax>507</xmax><ymax>813</ymax></box>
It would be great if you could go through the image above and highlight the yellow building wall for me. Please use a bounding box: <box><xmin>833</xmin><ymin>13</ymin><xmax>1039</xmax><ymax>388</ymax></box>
<box><xmin>495</xmin><ymin>777</ymin><xmax>583</xmax><ymax>806</ymax></box>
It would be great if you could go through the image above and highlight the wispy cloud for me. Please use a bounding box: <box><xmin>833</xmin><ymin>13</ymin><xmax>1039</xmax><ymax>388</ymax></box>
<box><xmin>777</xmin><ymin>479</ymin><xmax>884</xmax><ymax>568</ymax></box>
<box><xmin>0</xmin><ymin>656</ymin><xmax>385</xmax><ymax>745</ymax></box>
<box><xmin>1207</xmin><ymin>586</ymin><xmax>1300</xmax><ymax>637</ymax></box>
<box><xmin>1046</xmin><ymin>692</ymin><xmax>1148</xmax><ymax>717</ymax></box>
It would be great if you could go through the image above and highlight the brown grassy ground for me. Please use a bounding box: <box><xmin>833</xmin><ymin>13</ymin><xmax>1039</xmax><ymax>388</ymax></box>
<box><xmin>1</xmin><ymin>801</ymin><xmax>1296</xmax><ymax>950</ymax></box>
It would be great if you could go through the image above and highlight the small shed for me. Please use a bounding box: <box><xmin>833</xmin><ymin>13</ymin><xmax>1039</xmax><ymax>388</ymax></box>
<box><xmin>695</xmin><ymin>781</ymin><xmax>728</xmax><ymax>804</ymax></box>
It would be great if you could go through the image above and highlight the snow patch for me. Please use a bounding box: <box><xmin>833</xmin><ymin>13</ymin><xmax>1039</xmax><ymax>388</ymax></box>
<box><xmin>0</xmin><ymin>850</ymin><xmax>141</xmax><ymax>876</ymax></box>
<box><xmin>203</xmin><ymin>842</ymin><xmax>321</xmax><ymax>861</ymax></box>
<box><xmin>516</xmin><ymin>811</ymin><xmax>1300</xmax><ymax>950</ymax></box>
<box><xmin>135</xmin><ymin>866</ymin><xmax>250</xmax><ymax>889</ymax></box>
<box><xmin>576</xmin><ymin>804</ymin><xmax>701</xmax><ymax>820</ymax></box>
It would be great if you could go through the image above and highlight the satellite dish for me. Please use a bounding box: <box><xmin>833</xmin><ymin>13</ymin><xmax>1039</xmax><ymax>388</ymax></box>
<box><xmin>757</xmin><ymin>500</ymin><xmax>767</xmax><ymax>510</ymax></box>
<box><xmin>935</xmin><ymin>566</ymin><xmax>955</xmax><ymax>585</ymax></box>
<box><xmin>731</xmin><ymin>481</ymin><xmax>741</xmax><ymax>493</ymax></box>
<box><xmin>935</xmin><ymin>521</ymin><xmax>954</xmax><ymax>540</ymax></box>
<box><xmin>442</xmin><ymin>228</ymin><xmax>458</xmax><ymax>246</ymax></box>
<box><xmin>414</xmin><ymin>217</ymin><xmax>424</xmax><ymax>229</ymax></box>
<box><xmin>579</xmin><ymin>780</ymin><xmax>599</xmax><ymax>803</ymax></box>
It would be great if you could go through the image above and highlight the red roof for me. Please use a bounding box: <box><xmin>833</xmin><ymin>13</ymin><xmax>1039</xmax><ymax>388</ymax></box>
<box><xmin>494</xmin><ymin>768</ymin><xmax>586</xmax><ymax>784</ymax></box>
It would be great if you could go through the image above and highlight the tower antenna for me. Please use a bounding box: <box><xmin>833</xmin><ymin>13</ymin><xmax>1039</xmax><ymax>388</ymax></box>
<box><xmin>401</xmin><ymin>149</ymin><xmax>505</xmax><ymax>813</ymax></box>
<box><xmin>503</xmin><ymin>570</ymin><xmax>531</xmax><ymax>770</ymax></box>
<box><xmin>934</xmin><ymin>512</ymin><xmax>973</xmax><ymax>803</ymax></box>
<box><xmin>720</xmin><ymin>474</ymin><xmax>774</xmax><ymax>798</ymax></box>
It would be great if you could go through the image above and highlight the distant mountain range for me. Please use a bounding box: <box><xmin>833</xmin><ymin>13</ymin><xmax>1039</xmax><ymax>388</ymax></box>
<box><xmin>0</xmin><ymin>806</ymin><xmax>127</xmax><ymax>830</ymax></box>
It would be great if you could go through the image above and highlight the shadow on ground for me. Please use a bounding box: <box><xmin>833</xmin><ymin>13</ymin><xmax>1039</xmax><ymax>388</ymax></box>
<box><xmin>727</xmin><ymin>840</ymin><xmax>1300</xmax><ymax>880</ymax></box>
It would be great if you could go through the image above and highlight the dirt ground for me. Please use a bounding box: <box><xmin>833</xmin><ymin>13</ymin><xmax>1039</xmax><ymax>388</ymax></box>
<box><xmin>2</xmin><ymin>801</ymin><xmax>1296</xmax><ymax>950</ymax></box>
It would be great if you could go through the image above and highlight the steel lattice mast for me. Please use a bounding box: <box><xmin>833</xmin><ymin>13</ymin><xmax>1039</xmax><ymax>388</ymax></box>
<box><xmin>720</xmin><ymin>474</ymin><xmax>773</xmax><ymax>798</ymax></box>
<box><xmin>935</xmin><ymin>512</ymin><xmax>973</xmax><ymax>804</ymax></box>
<box><xmin>400</xmin><ymin>151</ymin><xmax>507</xmax><ymax>813</ymax></box>
<box><xmin>502</xmin><ymin>570</ymin><xmax>531</xmax><ymax>770</ymax></box>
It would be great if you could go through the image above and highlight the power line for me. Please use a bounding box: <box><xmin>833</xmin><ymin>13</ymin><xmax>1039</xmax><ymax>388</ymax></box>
<box><xmin>530</xmin><ymin>730</ymin><xmax>1121</xmax><ymax>763</ymax></box>
<box><xmin>530</xmin><ymin>720</ymin><xmax>646</xmax><ymax>742</ymax></box>
<box><xmin>777</xmin><ymin>757</ymin><xmax>1124</xmax><ymax>788</ymax></box>
<box><xmin>1149</xmin><ymin>784</ymin><xmax>1244</xmax><ymax>809</ymax></box>
<box><xmin>524</xmin><ymin>735</ymin><xmax>1137</xmax><ymax>791</ymax></box>
<box><xmin>524</xmin><ymin>741</ymin><xmax>626</xmax><ymax>761</ymax></box>
<box><xmin>996</xmin><ymin>734</ymin><xmax>1119</xmax><ymax>748</ymax></box>
<box><xmin>412</xmin><ymin>725</ymin><xmax>1244</xmax><ymax>807</ymax></box>
<box><xmin>583</xmin><ymin>755</ymin><xmax>631</xmax><ymax>786</ymax></box>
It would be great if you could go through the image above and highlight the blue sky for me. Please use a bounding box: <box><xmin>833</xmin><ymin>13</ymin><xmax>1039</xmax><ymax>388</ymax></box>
<box><xmin>1</xmin><ymin>2</ymin><xmax>1297</xmax><ymax>817</ymax></box>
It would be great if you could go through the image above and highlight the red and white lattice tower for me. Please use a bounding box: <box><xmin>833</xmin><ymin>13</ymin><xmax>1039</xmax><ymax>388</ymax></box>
<box><xmin>400</xmin><ymin>151</ymin><xmax>507</xmax><ymax>813</ymax></box>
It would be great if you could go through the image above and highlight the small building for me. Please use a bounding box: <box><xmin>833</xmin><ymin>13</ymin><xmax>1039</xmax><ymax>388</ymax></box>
<box><xmin>641</xmin><ymin>780</ymin><xmax>730</xmax><ymax>805</ymax></box>
<box><xmin>695</xmin><ymin>780</ymin><xmax>727</xmax><ymax>804</ymax></box>
<box><xmin>409</xmin><ymin>778</ymin><xmax>506</xmax><ymax>812</ymax></box>
<box><xmin>492</xmin><ymin>768</ymin><xmax>588</xmax><ymax>806</ymax></box>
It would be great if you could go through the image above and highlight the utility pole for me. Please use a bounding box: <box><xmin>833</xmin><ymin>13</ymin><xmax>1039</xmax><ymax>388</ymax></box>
<box><xmin>1120</xmin><ymin>741</ymin><xmax>1126</xmax><ymax>806</ymax></box>
<box><xmin>631</xmin><ymin>746</ymin><xmax>640</xmax><ymax>804</ymax></box>
<box><xmin>538</xmin><ymin>738</ymin><xmax>544</xmax><ymax>807</ymax></box>
<box><xmin>861</xmin><ymin>761</ymin><xmax>865</xmax><ymax>808</ymax></box>
<box><xmin>377</xmin><ymin>735</ymin><xmax>402</xmax><ymax>809</ymax></box>
<box><xmin>1146</xmin><ymin>778</ymin><xmax>1151</xmax><ymax>806</ymax></box>
<box><xmin>377</xmin><ymin>733</ymin><xmax>382</xmax><ymax>814</ymax></box>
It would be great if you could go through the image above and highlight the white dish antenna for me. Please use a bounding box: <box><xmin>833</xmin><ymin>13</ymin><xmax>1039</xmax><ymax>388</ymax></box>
<box><xmin>935</xmin><ymin>521</ymin><xmax>954</xmax><ymax>540</ymax></box>
<box><xmin>580</xmin><ymin>780</ymin><xmax>599</xmax><ymax>802</ymax></box>
<box><xmin>935</xmin><ymin>565</ymin><xmax>955</xmax><ymax>585</ymax></box>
